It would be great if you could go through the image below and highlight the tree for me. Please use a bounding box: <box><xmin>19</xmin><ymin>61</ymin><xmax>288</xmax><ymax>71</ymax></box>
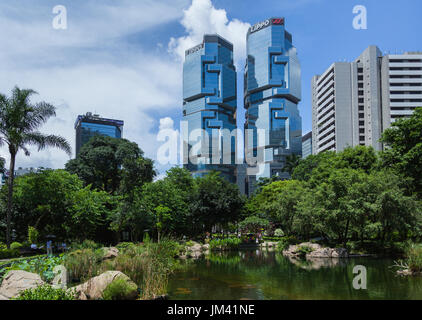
<box><xmin>189</xmin><ymin>171</ymin><xmax>245</xmax><ymax>236</ymax></box>
<box><xmin>238</xmin><ymin>216</ymin><xmax>269</xmax><ymax>234</ymax></box>
<box><xmin>247</xmin><ymin>180</ymin><xmax>308</xmax><ymax>236</ymax></box>
<box><xmin>0</xmin><ymin>87</ymin><xmax>71</xmax><ymax>248</ymax></box>
<box><xmin>283</xmin><ymin>154</ymin><xmax>302</xmax><ymax>175</ymax></box>
<box><xmin>3</xmin><ymin>169</ymin><xmax>82</xmax><ymax>241</ymax></box>
<box><xmin>67</xmin><ymin>186</ymin><xmax>116</xmax><ymax>242</ymax></box>
<box><xmin>66</xmin><ymin>136</ymin><xmax>155</xmax><ymax>194</ymax></box>
<box><xmin>381</xmin><ymin>107</ymin><xmax>422</xmax><ymax>196</ymax></box>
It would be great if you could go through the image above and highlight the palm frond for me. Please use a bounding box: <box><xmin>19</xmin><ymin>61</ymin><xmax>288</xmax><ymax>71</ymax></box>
<box><xmin>23</xmin><ymin>132</ymin><xmax>72</xmax><ymax>156</ymax></box>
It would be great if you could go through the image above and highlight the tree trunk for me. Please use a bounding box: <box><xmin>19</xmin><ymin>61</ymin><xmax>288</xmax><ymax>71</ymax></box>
<box><xmin>6</xmin><ymin>152</ymin><xmax>16</xmax><ymax>249</ymax></box>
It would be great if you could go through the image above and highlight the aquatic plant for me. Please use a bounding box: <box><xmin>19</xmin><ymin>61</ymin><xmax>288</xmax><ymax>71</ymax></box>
<box><xmin>13</xmin><ymin>284</ymin><xmax>76</xmax><ymax>300</ymax></box>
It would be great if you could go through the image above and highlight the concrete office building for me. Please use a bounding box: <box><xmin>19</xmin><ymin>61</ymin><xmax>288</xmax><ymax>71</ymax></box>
<box><xmin>182</xmin><ymin>34</ymin><xmax>238</xmax><ymax>183</ymax></box>
<box><xmin>381</xmin><ymin>52</ymin><xmax>422</xmax><ymax>129</ymax></box>
<box><xmin>302</xmin><ymin>131</ymin><xmax>312</xmax><ymax>159</ymax></box>
<box><xmin>244</xmin><ymin>17</ymin><xmax>302</xmax><ymax>194</ymax></box>
<box><xmin>75</xmin><ymin>112</ymin><xmax>124</xmax><ymax>155</ymax></box>
<box><xmin>312</xmin><ymin>46</ymin><xmax>421</xmax><ymax>154</ymax></box>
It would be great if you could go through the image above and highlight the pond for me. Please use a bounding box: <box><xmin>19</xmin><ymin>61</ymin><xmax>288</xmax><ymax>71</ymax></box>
<box><xmin>168</xmin><ymin>249</ymin><xmax>422</xmax><ymax>300</ymax></box>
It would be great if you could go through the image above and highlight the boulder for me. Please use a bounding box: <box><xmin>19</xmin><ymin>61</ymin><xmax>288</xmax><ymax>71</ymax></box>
<box><xmin>0</xmin><ymin>270</ymin><xmax>44</xmax><ymax>299</ymax></box>
<box><xmin>202</xmin><ymin>244</ymin><xmax>210</xmax><ymax>250</ymax></box>
<box><xmin>102</xmin><ymin>247</ymin><xmax>119</xmax><ymax>260</ymax></box>
<box><xmin>191</xmin><ymin>243</ymin><xmax>203</xmax><ymax>252</ymax></box>
<box><xmin>282</xmin><ymin>242</ymin><xmax>348</xmax><ymax>259</ymax></box>
<box><xmin>70</xmin><ymin>271</ymin><xmax>138</xmax><ymax>300</ymax></box>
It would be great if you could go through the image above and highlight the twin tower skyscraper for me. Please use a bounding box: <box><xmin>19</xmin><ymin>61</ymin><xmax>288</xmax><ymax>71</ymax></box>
<box><xmin>182</xmin><ymin>18</ymin><xmax>302</xmax><ymax>195</ymax></box>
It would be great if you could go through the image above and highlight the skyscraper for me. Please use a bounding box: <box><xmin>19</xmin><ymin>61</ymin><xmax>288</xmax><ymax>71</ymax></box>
<box><xmin>182</xmin><ymin>34</ymin><xmax>238</xmax><ymax>183</ymax></box>
<box><xmin>302</xmin><ymin>131</ymin><xmax>312</xmax><ymax>159</ymax></box>
<box><xmin>74</xmin><ymin>112</ymin><xmax>124</xmax><ymax>155</ymax></box>
<box><xmin>312</xmin><ymin>46</ymin><xmax>422</xmax><ymax>154</ymax></box>
<box><xmin>244</xmin><ymin>17</ymin><xmax>302</xmax><ymax>193</ymax></box>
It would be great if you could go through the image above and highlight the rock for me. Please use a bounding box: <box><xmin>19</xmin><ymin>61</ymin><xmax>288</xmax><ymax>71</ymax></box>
<box><xmin>331</xmin><ymin>248</ymin><xmax>348</xmax><ymax>258</ymax></box>
<box><xmin>70</xmin><ymin>271</ymin><xmax>138</xmax><ymax>300</ymax></box>
<box><xmin>191</xmin><ymin>243</ymin><xmax>203</xmax><ymax>252</ymax></box>
<box><xmin>202</xmin><ymin>244</ymin><xmax>210</xmax><ymax>250</ymax></box>
<box><xmin>0</xmin><ymin>293</ymin><xmax>9</xmax><ymax>300</ymax></box>
<box><xmin>102</xmin><ymin>247</ymin><xmax>119</xmax><ymax>260</ymax></box>
<box><xmin>0</xmin><ymin>270</ymin><xmax>44</xmax><ymax>299</ymax></box>
<box><xmin>282</xmin><ymin>242</ymin><xmax>348</xmax><ymax>259</ymax></box>
<box><xmin>397</xmin><ymin>269</ymin><xmax>421</xmax><ymax>277</ymax></box>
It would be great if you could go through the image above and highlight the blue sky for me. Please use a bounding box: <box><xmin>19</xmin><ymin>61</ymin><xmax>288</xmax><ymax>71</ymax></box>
<box><xmin>0</xmin><ymin>0</ymin><xmax>421</xmax><ymax>176</ymax></box>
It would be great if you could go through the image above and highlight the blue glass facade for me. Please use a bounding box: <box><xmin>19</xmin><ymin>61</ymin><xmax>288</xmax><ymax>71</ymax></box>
<box><xmin>74</xmin><ymin>113</ymin><xmax>124</xmax><ymax>155</ymax></box>
<box><xmin>183</xmin><ymin>35</ymin><xmax>237</xmax><ymax>183</ymax></box>
<box><xmin>244</xmin><ymin>18</ymin><xmax>302</xmax><ymax>191</ymax></box>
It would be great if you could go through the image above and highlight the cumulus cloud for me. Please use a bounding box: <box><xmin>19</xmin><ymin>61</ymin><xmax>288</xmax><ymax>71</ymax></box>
<box><xmin>168</xmin><ymin>0</ymin><xmax>250</xmax><ymax>67</ymax></box>
<box><xmin>0</xmin><ymin>0</ymin><xmax>188</xmax><ymax>173</ymax></box>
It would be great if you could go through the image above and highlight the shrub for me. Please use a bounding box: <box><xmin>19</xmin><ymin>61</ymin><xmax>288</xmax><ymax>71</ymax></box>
<box><xmin>274</xmin><ymin>229</ymin><xmax>284</xmax><ymax>237</ymax></box>
<box><xmin>104</xmin><ymin>239</ymin><xmax>181</xmax><ymax>299</ymax></box>
<box><xmin>116</xmin><ymin>242</ymin><xmax>137</xmax><ymax>253</ymax></box>
<box><xmin>28</xmin><ymin>226</ymin><xmax>39</xmax><ymax>244</ymax></box>
<box><xmin>64</xmin><ymin>248</ymin><xmax>103</xmax><ymax>282</ymax></box>
<box><xmin>297</xmin><ymin>245</ymin><xmax>314</xmax><ymax>258</ymax></box>
<box><xmin>102</xmin><ymin>278</ymin><xmax>138</xmax><ymax>300</ymax></box>
<box><xmin>10</xmin><ymin>242</ymin><xmax>23</xmax><ymax>251</ymax></box>
<box><xmin>0</xmin><ymin>249</ymin><xmax>20</xmax><ymax>259</ymax></box>
<box><xmin>277</xmin><ymin>236</ymin><xmax>299</xmax><ymax>252</ymax></box>
<box><xmin>70</xmin><ymin>240</ymin><xmax>101</xmax><ymax>251</ymax></box>
<box><xmin>13</xmin><ymin>284</ymin><xmax>76</xmax><ymax>300</ymax></box>
<box><xmin>406</xmin><ymin>243</ymin><xmax>422</xmax><ymax>273</ymax></box>
<box><xmin>209</xmin><ymin>238</ymin><xmax>241</xmax><ymax>251</ymax></box>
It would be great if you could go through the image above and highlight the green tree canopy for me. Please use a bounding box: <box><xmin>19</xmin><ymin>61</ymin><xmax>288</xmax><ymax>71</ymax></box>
<box><xmin>381</xmin><ymin>107</ymin><xmax>422</xmax><ymax>196</ymax></box>
<box><xmin>0</xmin><ymin>86</ymin><xmax>71</xmax><ymax>248</ymax></box>
<box><xmin>65</xmin><ymin>136</ymin><xmax>155</xmax><ymax>194</ymax></box>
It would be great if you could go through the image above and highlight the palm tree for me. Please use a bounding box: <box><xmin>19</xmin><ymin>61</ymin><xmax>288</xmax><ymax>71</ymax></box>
<box><xmin>0</xmin><ymin>86</ymin><xmax>71</xmax><ymax>248</ymax></box>
<box><xmin>283</xmin><ymin>154</ymin><xmax>302</xmax><ymax>176</ymax></box>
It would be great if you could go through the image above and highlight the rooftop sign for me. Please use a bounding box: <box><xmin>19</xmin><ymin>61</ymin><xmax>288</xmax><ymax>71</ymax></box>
<box><xmin>249</xmin><ymin>18</ymin><xmax>285</xmax><ymax>34</ymax></box>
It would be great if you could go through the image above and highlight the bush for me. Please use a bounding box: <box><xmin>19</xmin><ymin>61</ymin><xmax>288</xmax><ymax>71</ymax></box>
<box><xmin>277</xmin><ymin>236</ymin><xmax>299</xmax><ymax>252</ymax></box>
<box><xmin>13</xmin><ymin>284</ymin><xmax>76</xmax><ymax>300</ymax></box>
<box><xmin>297</xmin><ymin>245</ymin><xmax>314</xmax><ymax>258</ymax></box>
<box><xmin>70</xmin><ymin>240</ymin><xmax>101</xmax><ymax>251</ymax></box>
<box><xmin>64</xmin><ymin>248</ymin><xmax>103</xmax><ymax>282</ymax></box>
<box><xmin>116</xmin><ymin>242</ymin><xmax>137</xmax><ymax>253</ymax></box>
<box><xmin>209</xmin><ymin>238</ymin><xmax>241</xmax><ymax>251</ymax></box>
<box><xmin>406</xmin><ymin>243</ymin><xmax>422</xmax><ymax>273</ymax></box>
<box><xmin>102</xmin><ymin>278</ymin><xmax>138</xmax><ymax>300</ymax></box>
<box><xmin>274</xmin><ymin>229</ymin><xmax>284</xmax><ymax>237</ymax></box>
<box><xmin>0</xmin><ymin>249</ymin><xmax>20</xmax><ymax>259</ymax></box>
<box><xmin>28</xmin><ymin>226</ymin><xmax>39</xmax><ymax>244</ymax></box>
<box><xmin>10</xmin><ymin>242</ymin><xmax>23</xmax><ymax>251</ymax></box>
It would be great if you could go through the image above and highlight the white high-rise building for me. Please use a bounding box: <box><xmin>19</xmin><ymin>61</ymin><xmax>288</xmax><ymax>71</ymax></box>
<box><xmin>312</xmin><ymin>46</ymin><xmax>422</xmax><ymax>154</ymax></box>
<box><xmin>381</xmin><ymin>52</ymin><xmax>422</xmax><ymax>129</ymax></box>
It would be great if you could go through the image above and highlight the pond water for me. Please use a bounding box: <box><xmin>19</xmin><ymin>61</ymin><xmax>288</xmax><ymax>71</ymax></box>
<box><xmin>168</xmin><ymin>249</ymin><xmax>422</xmax><ymax>300</ymax></box>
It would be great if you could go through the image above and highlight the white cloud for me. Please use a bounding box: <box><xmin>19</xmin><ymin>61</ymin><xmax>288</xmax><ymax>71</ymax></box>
<box><xmin>168</xmin><ymin>0</ymin><xmax>250</xmax><ymax>67</ymax></box>
<box><xmin>159</xmin><ymin>117</ymin><xmax>175</xmax><ymax>131</ymax></box>
<box><xmin>0</xmin><ymin>0</ymin><xmax>187</xmax><ymax>173</ymax></box>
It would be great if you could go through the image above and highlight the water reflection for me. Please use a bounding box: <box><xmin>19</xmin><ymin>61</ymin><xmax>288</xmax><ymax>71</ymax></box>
<box><xmin>168</xmin><ymin>250</ymin><xmax>422</xmax><ymax>300</ymax></box>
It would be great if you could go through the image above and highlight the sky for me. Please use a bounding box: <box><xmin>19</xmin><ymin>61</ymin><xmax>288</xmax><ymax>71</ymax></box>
<box><xmin>0</xmin><ymin>0</ymin><xmax>421</xmax><ymax>177</ymax></box>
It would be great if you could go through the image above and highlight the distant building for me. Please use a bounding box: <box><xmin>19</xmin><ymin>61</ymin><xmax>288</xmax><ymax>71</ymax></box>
<box><xmin>1</xmin><ymin>167</ymin><xmax>46</xmax><ymax>186</ymax></box>
<box><xmin>312</xmin><ymin>46</ymin><xmax>422</xmax><ymax>154</ymax></box>
<box><xmin>74</xmin><ymin>112</ymin><xmax>124</xmax><ymax>155</ymax></box>
<box><xmin>182</xmin><ymin>34</ymin><xmax>238</xmax><ymax>184</ymax></box>
<box><xmin>302</xmin><ymin>131</ymin><xmax>312</xmax><ymax>159</ymax></box>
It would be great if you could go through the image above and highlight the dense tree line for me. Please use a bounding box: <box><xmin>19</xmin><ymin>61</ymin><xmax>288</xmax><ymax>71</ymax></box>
<box><xmin>246</xmin><ymin>108</ymin><xmax>422</xmax><ymax>250</ymax></box>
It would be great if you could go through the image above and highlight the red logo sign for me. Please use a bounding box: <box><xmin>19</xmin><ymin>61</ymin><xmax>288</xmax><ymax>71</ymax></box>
<box><xmin>272</xmin><ymin>18</ymin><xmax>284</xmax><ymax>25</ymax></box>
